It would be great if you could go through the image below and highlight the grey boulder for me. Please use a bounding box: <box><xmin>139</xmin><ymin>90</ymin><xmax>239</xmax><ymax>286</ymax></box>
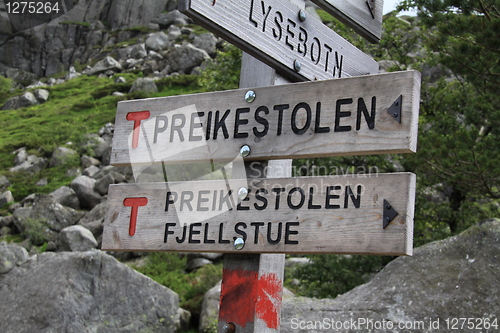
<box><xmin>49</xmin><ymin>185</ymin><xmax>80</xmax><ymax>210</ymax></box>
<box><xmin>50</xmin><ymin>146</ymin><xmax>78</xmax><ymax>167</ymax></box>
<box><xmin>0</xmin><ymin>250</ymin><xmax>180</xmax><ymax>332</ymax></box>
<box><xmin>0</xmin><ymin>190</ymin><xmax>14</xmax><ymax>207</ymax></box>
<box><xmin>0</xmin><ymin>242</ymin><xmax>29</xmax><ymax>274</ymax></box>
<box><xmin>57</xmin><ymin>225</ymin><xmax>98</xmax><ymax>252</ymax></box>
<box><xmin>2</xmin><ymin>92</ymin><xmax>38</xmax><ymax>110</ymax></box>
<box><xmin>70</xmin><ymin>175</ymin><xmax>103</xmax><ymax>210</ymax></box>
<box><xmin>9</xmin><ymin>154</ymin><xmax>47</xmax><ymax>173</ymax></box>
<box><xmin>280</xmin><ymin>219</ymin><xmax>500</xmax><ymax>332</ymax></box>
<box><xmin>129</xmin><ymin>77</ymin><xmax>158</xmax><ymax>94</ymax></box>
<box><xmin>12</xmin><ymin>194</ymin><xmax>84</xmax><ymax>244</ymax></box>
<box><xmin>86</xmin><ymin>56</ymin><xmax>123</xmax><ymax>76</ymax></box>
<box><xmin>146</xmin><ymin>31</ymin><xmax>171</xmax><ymax>52</ymax></box>
<box><xmin>164</xmin><ymin>43</ymin><xmax>210</xmax><ymax>74</ymax></box>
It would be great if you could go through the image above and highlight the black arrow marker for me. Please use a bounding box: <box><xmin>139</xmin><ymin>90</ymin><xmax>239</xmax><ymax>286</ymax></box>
<box><xmin>366</xmin><ymin>0</ymin><xmax>376</xmax><ymax>19</ymax></box>
<box><xmin>383</xmin><ymin>199</ymin><xmax>398</xmax><ymax>229</ymax></box>
<box><xmin>387</xmin><ymin>95</ymin><xmax>403</xmax><ymax>124</ymax></box>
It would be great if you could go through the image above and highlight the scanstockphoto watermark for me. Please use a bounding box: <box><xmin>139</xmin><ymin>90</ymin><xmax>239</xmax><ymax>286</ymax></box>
<box><xmin>289</xmin><ymin>317</ymin><xmax>499</xmax><ymax>331</ymax></box>
<box><xmin>290</xmin><ymin>317</ymin><xmax>429</xmax><ymax>331</ymax></box>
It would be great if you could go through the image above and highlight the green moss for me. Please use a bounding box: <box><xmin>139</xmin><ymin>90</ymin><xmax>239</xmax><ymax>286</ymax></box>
<box><xmin>59</xmin><ymin>21</ymin><xmax>91</xmax><ymax>27</ymax></box>
<box><xmin>125</xmin><ymin>26</ymin><xmax>154</xmax><ymax>34</ymax></box>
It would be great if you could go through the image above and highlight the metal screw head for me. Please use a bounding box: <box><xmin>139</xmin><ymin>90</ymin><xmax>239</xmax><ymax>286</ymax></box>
<box><xmin>234</xmin><ymin>237</ymin><xmax>245</xmax><ymax>250</ymax></box>
<box><xmin>245</xmin><ymin>90</ymin><xmax>256</xmax><ymax>103</ymax></box>
<box><xmin>223</xmin><ymin>323</ymin><xmax>236</xmax><ymax>333</ymax></box>
<box><xmin>294</xmin><ymin>60</ymin><xmax>302</xmax><ymax>72</ymax></box>
<box><xmin>298</xmin><ymin>9</ymin><xmax>307</xmax><ymax>22</ymax></box>
<box><xmin>240</xmin><ymin>144</ymin><xmax>251</xmax><ymax>157</ymax></box>
<box><xmin>238</xmin><ymin>187</ymin><xmax>248</xmax><ymax>201</ymax></box>
<box><xmin>386</xmin><ymin>204</ymin><xmax>392</xmax><ymax>210</ymax></box>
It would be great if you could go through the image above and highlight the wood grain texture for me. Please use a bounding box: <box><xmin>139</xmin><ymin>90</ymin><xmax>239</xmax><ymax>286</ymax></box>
<box><xmin>311</xmin><ymin>0</ymin><xmax>384</xmax><ymax>43</ymax></box>
<box><xmin>101</xmin><ymin>173</ymin><xmax>415</xmax><ymax>255</ymax></box>
<box><xmin>110</xmin><ymin>70</ymin><xmax>421</xmax><ymax>167</ymax></box>
<box><xmin>179</xmin><ymin>0</ymin><xmax>378</xmax><ymax>81</ymax></box>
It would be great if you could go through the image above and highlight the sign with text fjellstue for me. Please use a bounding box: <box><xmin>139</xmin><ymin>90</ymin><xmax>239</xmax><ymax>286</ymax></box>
<box><xmin>101</xmin><ymin>173</ymin><xmax>415</xmax><ymax>255</ymax></box>
<box><xmin>179</xmin><ymin>0</ymin><xmax>379</xmax><ymax>81</ymax></box>
<box><xmin>110</xmin><ymin>71</ymin><xmax>420</xmax><ymax>167</ymax></box>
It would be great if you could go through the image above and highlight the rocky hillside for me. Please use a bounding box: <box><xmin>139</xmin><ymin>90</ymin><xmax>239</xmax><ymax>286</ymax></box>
<box><xmin>0</xmin><ymin>0</ymin><xmax>219</xmax><ymax>83</ymax></box>
<box><xmin>0</xmin><ymin>1</ymin><xmax>226</xmax><ymax>331</ymax></box>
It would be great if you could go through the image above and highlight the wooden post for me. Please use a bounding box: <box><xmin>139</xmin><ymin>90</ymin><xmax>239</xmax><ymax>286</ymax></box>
<box><xmin>217</xmin><ymin>52</ymin><xmax>292</xmax><ymax>332</ymax></box>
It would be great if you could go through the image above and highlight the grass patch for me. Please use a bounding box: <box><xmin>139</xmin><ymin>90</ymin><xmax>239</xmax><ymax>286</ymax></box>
<box><xmin>5</xmin><ymin>159</ymin><xmax>80</xmax><ymax>201</ymax></box>
<box><xmin>0</xmin><ymin>234</ymin><xmax>24</xmax><ymax>243</ymax></box>
<box><xmin>133</xmin><ymin>253</ymin><xmax>222</xmax><ymax>319</ymax></box>
<box><xmin>0</xmin><ymin>72</ymin><xmax>204</xmax><ymax>200</ymax></box>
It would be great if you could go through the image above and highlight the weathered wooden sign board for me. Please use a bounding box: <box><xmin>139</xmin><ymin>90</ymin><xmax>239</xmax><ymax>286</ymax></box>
<box><xmin>101</xmin><ymin>173</ymin><xmax>415</xmax><ymax>255</ymax></box>
<box><xmin>311</xmin><ymin>0</ymin><xmax>384</xmax><ymax>43</ymax></box>
<box><xmin>110</xmin><ymin>70</ymin><xmax>420</xmax><ymax>167</ymax></box>
<box><xmin>179</xmin><ymin>0</ymin><xmax>379</xmax><ymax>81</ymax></box>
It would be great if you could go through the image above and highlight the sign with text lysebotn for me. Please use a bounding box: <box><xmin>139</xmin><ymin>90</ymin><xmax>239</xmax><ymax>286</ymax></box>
<box><xmin>179</xmin><ymin>0</ymin><xmax>379</xmax><ymax>81</ymax></box>
<box><xmin>101</xmin><ymin>173</ymin><xmax>415</xmax><ymax>255</ymax></box>
<box><xmin>110</xmin><ymin>70</ymin><xmax>420</xmax><ymax>167</ymax></box>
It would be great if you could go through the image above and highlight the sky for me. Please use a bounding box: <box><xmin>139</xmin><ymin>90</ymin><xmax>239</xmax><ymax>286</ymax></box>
<box><xmin>383</xmin><ymin>0</ymin><xmax>417</xmax><ymax>15</ymax></box>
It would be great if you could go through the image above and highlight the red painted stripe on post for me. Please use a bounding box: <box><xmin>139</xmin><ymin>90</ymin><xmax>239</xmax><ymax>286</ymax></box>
<box><xmin>219</xmin><ymin>268</ymin><xmax>258</xmax><ymax>328</ymax></box>
<box><xmin>256</xmin><ymin>272</ymin><xmax>282</xmax><ymax>329</ymax></box>
<box><xmin>219</xmin><ymin>268</ymin><xmax>283</xmax><ymax>329</ymax></box>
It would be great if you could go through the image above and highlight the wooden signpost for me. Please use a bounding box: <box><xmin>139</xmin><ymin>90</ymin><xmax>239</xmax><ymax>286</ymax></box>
<box><xmin>101</xmin><ymin>0</ymin><xmax>422</xmax><ymax>332</ymax></box>
<box><xmin>102</xmin><ymin>173</ymin><xmax>415</xmax><ymax>255</ymax></box>
<box><xmin>311</xmin><ymin>0</ymin><xmax>384</xmax><ymax>43</ymax></box>
<box><xmin>110</xmin><ymin>70</ymin><xmax>420</xmax><ymax>166</ymax></box>
<box><xmin>179</xmin><ymin>0</ymin><xmax>379</xmax><ymax>81</ymax></box>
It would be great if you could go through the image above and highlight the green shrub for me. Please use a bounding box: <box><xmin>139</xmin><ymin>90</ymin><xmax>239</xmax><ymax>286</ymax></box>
<box><xmin>0</xmin><ymin>75</ymin><xmax>13</xmax><ymax>103</ymax></box>
<box><xmin>199</xmin><ymin>44</ymin><xmax>241</xmax><ymax>92</ymax></box>
<box><xmin>20</xmin><ymin>218</ymin><xmax>50</xmax><ymax>245</ymax></box>
<box><xmin>133</xmin><ymin>253</ymin><xmax>222</xmax><ymax>318</ymax></box>
<box><xmin>292</xmin><ymin>255</ymin><xmax>394</xmax><ymax>299</ymax></box>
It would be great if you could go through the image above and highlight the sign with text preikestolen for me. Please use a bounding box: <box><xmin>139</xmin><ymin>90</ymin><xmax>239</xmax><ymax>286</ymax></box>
<box><xmin>110</xmin><ymin>70</ymin><xmax>420</xmax><ymax>167</ymax></box>
<box><xmin>101</xmin><ymin>173</ymin><xmax>415</xmax><ymax>255</ymax></box>
<box><xmin>179</xmin><ymin>0</ymin><xmax>379</xmax><ymax>81</ymax></box>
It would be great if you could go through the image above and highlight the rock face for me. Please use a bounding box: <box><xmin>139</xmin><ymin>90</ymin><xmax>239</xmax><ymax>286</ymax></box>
<box><xmin>280</xmin><ymin>219</ymin><xmax>500</xmax><ymax>333</ymax></box>
<box><xmin>0</xmin><ymin>250</ymin><xmax>180</xmax><ymax>333</ymax></box>
<box><xmin>0</xmin><ymin>0</ymin><xmax>172</xmax><ymax>77</ymax></box>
